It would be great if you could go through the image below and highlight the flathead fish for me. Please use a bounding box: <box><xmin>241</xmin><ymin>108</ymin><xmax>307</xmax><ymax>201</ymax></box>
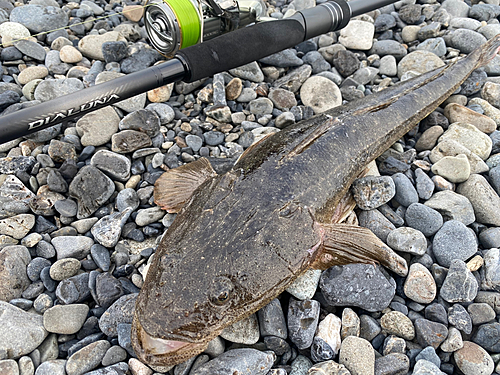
<box><xmin>131</xmin><ymin>35</ymin><xmax>500</xmax><ymax>366</ymax></box>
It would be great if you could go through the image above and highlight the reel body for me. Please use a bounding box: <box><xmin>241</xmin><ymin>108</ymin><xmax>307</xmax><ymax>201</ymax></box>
<box><xmin>145</xmin><ymin>0</ymin><xmax>267</xmax><ymax>56</ymax></box>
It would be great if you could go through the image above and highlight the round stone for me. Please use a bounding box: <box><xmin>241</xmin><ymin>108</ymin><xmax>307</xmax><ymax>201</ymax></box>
<box><xmin>43</xmin><ymin>304</ymin><xmax>89</xmax><ymax>334</ymax></box>
<box><xmin>386</xmin><ymin>227</ymin><xmax>427</xmax><ymax>256</ymax></box>
<box><xmin>300</xmin><ymin>76</ymin><xmax>342</xmax><ymax>114</ymax></box>
<box><xmin>59</xmin><ymin>45</ymin><xmax>82</xmax><ymax>63</ymax></box>
<box><xmin>380</xmin><ymin>311</ymin><xmax>415</xmax><ymax>340</ymax></box>
<box><xmin>49</xmin><ymin>258</ymin><xmax>81</xmax><ymax>281</ymax></box>
<box><xmin>397</xmin><ymin>50</ymin><xmax>445</xmax><ymax>79</ymax></box>
<box><xmin>339</xmin><ymin>336</ymin><xmax>375</xmax><ymax>375</ymax></box>
<box><xmin>431</xmin><ymin>154</ymin><xmax>471</xmax><ymax>183</ymax></box>
<box><xmin>18</xmin><ymin>66</ymin><xmax>48</xmax><ymax>85</ymax></box>
<box><xmin>433</xmin><ymin>220</ymin><xmax>477</xmax><ymax>267</ymax></box>
<box><xmin>404</xmin><ymin>263</ymin><xmax>437</xmax><ymax>304</ymax></box>
<box><xmin>454</xmin><ymin>341</ymin><xmax>494</xmax><ymax>375</ymax></box>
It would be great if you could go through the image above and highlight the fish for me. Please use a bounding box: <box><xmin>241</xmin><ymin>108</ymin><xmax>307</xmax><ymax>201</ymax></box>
<box><xmin>131</xmin><ymin>35</ymin><xmax>500</xmax><ymax>367</ymax></box>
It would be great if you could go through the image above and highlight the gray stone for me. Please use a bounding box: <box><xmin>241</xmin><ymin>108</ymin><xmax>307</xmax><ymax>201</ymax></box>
<box><xmin>448</xmin><ymin>304</ymin><xmax>472</xmax><ymax>334</ymax></box>
<box><xmin>190</xmin><ymin>348</ymin><xmax>275</xmax><ymax>375</ymax></box>
<box><xmin>386</xmin><ymin>227</ymin><xmax>427</xmax><ymax>256</ymax></box>
<box><xmin>405</xmin><ymin>203</ymin><xmax>443</xmax><ymax>237</ymax></box>
<box><xmin>65</xmin><ymin>340</ymin><xmax>111</xmax><ymax>375</ymax></box>
<box><xmin>320</xmin><ymin>264</ymin><xmax>395</xmax><ymax>312</ymax></box>
<box><xmin>352</xmin><ymin>176</ymin><xmax>395</xmax><ymax>210</ymax></box>
<box><xmin>339</xmin><ymin>336</ymin><xmax>375</xmax><ymax>375</ymax></box>
<box><xmin>432</xmin><ymin>220</ymin><xmax>477</xmax><ymax>267</ymax></box>
<box><xmin>220</xmin><ymin>313</ymin><xmax>260</xmax><ymax>345</ymax></box>
<box><xmin>43</xmin><ymin>304</ymin><xmax>89</xmax><ymax>334</ymax></box>
<box><xmin>69</xmin><ymin>166</ymin><xmax>115</xmax><ymax>219</ymax></box>
<box><xmin>51</xmin><ymin>235</ymin><xmax>94</xmax><ymax>260</ymax></box>
<box><xmin>391</xmin><ymin>173</ymin><xmax>418</xmax><ymax>207</ymax></box>
<box><xmin>90</xmin><ymin>150</ymin><xmax>131</xmax><ymax>182</ymax></box>
<box><xmin>10</xmin><ymin>4</ymin><xmax>68</xmax><ymax>33</ymax></box>
<box><xmin>98</xmin><ymin>294</ymin><xmax>137</xmax><ymax>337</ymax></box>
<box><xmin>257</xmin><ymin>298</ymin><xmax>287</xmax><ymax>339</ymax></box>
<box><xmin>424</xmin><ymin>190</ymin><xmax>475</xmax><ymax>225</ymax></box>
<box><xmin>414</xmin><ymin>318</ymin><xmax>448</xmax><ymax>349</ymax></box>
<box><xmin>288</xmin><ymin>298</ymin><xmax>320</xmax><ymax>350</ymax></box>
<box><xmin>440</xmin><ymin>259</ymin><xmax>478</xmax><ymax>303</ymax></box>
<box><xmin>0</xmin><ymin>245</ymin><xmax>30</xmax><ymax>302</ymax></box>
<box><xmin>0</xmin><ymin>301</ymin><xmax>48</xmax><ymax>359</ymax></box>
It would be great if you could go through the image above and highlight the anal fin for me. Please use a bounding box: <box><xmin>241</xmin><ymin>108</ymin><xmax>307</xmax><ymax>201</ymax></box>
<box><xmin>154</xmin><ymin>157</ymin><xmax>216</xmax><ymax>213</ymax></box>
<box><xmin>312</xmin><ymin>223</ymin><xmax>408</xmax><ymax>277</ymax></box>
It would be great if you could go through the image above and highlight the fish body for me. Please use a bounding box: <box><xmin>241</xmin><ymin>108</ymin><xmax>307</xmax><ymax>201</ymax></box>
<box><xmin>131</xmin><ymin>35</ymin><xmax>500</xmax><ymax>366</ymax></box>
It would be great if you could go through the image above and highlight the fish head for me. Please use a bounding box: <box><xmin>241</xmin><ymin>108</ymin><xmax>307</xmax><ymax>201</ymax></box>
<box><xmin>131</xmin><ymin>171</ymin><xmax>313</xmax><ymax>366</ymax></box>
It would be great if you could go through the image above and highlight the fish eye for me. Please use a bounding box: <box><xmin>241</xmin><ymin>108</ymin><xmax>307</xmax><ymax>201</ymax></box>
<box><xmin>209</xmin><ymin>276</ymin><xmax>234</xmax><ymax>306</ymax></box>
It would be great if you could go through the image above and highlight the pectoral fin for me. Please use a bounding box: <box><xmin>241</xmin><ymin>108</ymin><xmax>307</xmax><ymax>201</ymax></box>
<box><xmin>312</xmin><ymin>223</ymin><xmax>408</xmax><ymax>277</ymax></box>
<box><xmin>154</xmin><ymin>157</ymin><xmax>216</xmax><ymax>213</ymax></box>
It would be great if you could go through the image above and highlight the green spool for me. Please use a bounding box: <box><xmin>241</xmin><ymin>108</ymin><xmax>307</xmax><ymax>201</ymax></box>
<box><xmin>165</xmin><ymin>0</ymin><xmax>201</xmax><ymax>49</ymax></box>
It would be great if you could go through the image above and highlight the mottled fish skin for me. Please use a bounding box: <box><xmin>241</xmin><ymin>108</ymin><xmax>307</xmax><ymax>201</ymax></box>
<box><xmin>132</xmin><ymin>35</ymin><xmax>500</xmax><ymax>366</ymax></box>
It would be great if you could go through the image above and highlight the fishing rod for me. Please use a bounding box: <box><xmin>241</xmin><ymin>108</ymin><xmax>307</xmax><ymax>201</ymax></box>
<box><xmin>0</xmin><ymin>0</ymin><xmax>398</xmax><ymax>145</ymax></box>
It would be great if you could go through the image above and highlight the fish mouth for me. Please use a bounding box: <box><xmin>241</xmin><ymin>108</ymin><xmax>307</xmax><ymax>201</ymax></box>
<box><xmin>131</xmin><ymin>315</ymin><xmax>208</xmax><ymax>366</ymax></box>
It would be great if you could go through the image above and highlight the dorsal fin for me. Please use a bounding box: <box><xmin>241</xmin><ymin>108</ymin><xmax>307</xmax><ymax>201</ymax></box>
<box><xmin>154</xmin><ymin>157</ymin><xmax>216</xmax><ymax>213</ymax></box>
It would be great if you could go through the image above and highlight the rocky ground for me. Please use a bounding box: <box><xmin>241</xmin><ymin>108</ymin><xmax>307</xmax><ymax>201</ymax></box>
<box><xmin>2</xmin><ymin>0</ymin><xmax>500</xmax><ymax>374</ymax></box>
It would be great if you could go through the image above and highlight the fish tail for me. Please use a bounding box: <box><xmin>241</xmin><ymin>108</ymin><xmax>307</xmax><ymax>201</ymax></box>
<box><xmin>476</xmin><ymin>34</ymin><xmax>500</xmax><ymax>68</ymax></box>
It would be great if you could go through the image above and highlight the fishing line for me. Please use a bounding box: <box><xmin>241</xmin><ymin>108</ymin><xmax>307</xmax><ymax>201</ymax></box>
<box><xmin>0</xmin><ymin>2</ymin><xmax>154</xmax><ymax>47</ymax></box>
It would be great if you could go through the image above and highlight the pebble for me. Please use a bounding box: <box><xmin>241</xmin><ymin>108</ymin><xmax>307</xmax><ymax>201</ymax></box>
<box><xmin>448</xmin><ymin>304</ymin><xmax>473</xmax><ymax>334</ymax></box>
<box><xmin>404</xmin><ymin>263</ymin><xmax>437</xmax><ymax>304</ymax></box>
<box><xmin>339</xmin><ymin>336</ymin><xmax>374</xmax><ymax>375</ymax></box>
<box><xmin>454</xmin><ymin>341</ymin><xmax>494</xmax><ymax>375</ymax></box>
<box><xmin>220</xmin><ymin>313</ymin><xmax>260</xmax><ymax>345</ymax></box>
<box><xmin>430</xmin><ymin>139</ymin><xmax>489</xmax><ymax>174</ymax></box>
<box><xmin>43</xmin><ymin>304</ymin><xmax>89</xmax><ymax>334</ymax></box>
<box><xmin>414</xmin><ymin>318</ymin><xmax>448</xmax><ymax>349</ymax></box>
<box><xmin>381</xmin><ymin>311</ymin><xmax>415</xmax><ymax>340</ymax></box>
<box><xmin>468</xmin><ymin>303</ymin><xmax>496</xmax><ymax>325</ymax></box>
<box><xmin>300</xmin><ymin>76</ymin><xmax>341</xmax><ymax>114</ymax></box>
<box><xmin>258</xmin><ymin>298</ymin><xmax>287</xmax><ymax>339</ymax></box>
<box><xmin>424</xmin><ymin>190</ymin><xmax>475</xmax><ymax>225</ymax></box>
<box><xmin>51</xmin><ymin>235</ymin><xmax>94</xmax><ymax>260</ymax></box>
<box><xmin>69</xmin><ymin>166</ymin><xmax>115</xmax><ymax>219</ymax></box>
<box><xmin>432</xmin><ymin>220</ymin><xmax>477</xmax><ymax>267</ymax></box>
<box><xmin>431</xmin><ymin>154</ymin><xmax>471</xmax><ymax>183</ymax></box>
<box><xmin>338</xmin><ymin>20</ymin><xmax>374</xmax><ymax>50</ymax></box>
<box><xmin>190</xmin><ymin>348</ymin><xmax>275</xmax><ymax>375</ymax></box>
<box><xmin>397</xmin><ymin>50</ymin><xmax>444</xmax><ymax>79</ymax></box>
<box><xmin>391</xmin><ymin>173</ymin><xmax>418</xmax><ymax>207</ymax></box>
<box><xmin>34</xmin><ymin>359</ymin><xmax>67</xmax><ymax>375</ymax></box>
<box><xmin>351</xmin><ymin>176</ymin><xmax>395</xmax><ymax>210</ymax></box>
<box><xmin>440</xmin><ymin>122</ymin><xmax>492</xmax><ymax>161</ymax></box>
<box><xmin>98</xmin><ymin>294</ymin><xmax>137</xmax><ymax>337</ymax></box>
<box><xmin>440</xmin><ymin>259</ymin><xmax>479</xmax><ymax>303</ymax></box>
<box><xmin>0</xmin><ymin>245</ymin><xmax>31</xmax><ymax>301</ymax></box>
<box><xmin>288</xmin><ymin>298</ymin><xmax>320</xmax><ymax>350</ymax></box>
<box><xmin>375</xmin><ymin>353</ymin><xmax>410</xmax><ymax>375</ymax></box>
<box><xmin>49</xmin><ymin>258</ymin><xmax>80</xmax><ymax>280</ymax></box>
<box><xmin>444</xmin><ymin>103</ymin><xmax>496</xmax><ymax>134</ymax></box>
<box><xmin>320</xmin><ymin>264</ymin><xmax>395</xmax><ymax>312</ymax></box>
<box><xmin>286</xmin><ymin>269</ymin><xmax>321</xmax><ymax>300</ymax></box>
<box><xmin>66</xmin><ymin>340</ymin><xmax>111</xmax><ymax>375</ymax></box>
<box><xmin>0</xmin><ymin>301</ymin><xmax>48</xmax><ymax>359</ymax></box>
<box><xmin>10</xmin><ymin>4</ymin><xmax>68</xmax><ymax>33</ymax></box>
<box><xmin>386</xmin><ymin>227</ymin><xmax>427</xmax><ymax>255</ymax></box>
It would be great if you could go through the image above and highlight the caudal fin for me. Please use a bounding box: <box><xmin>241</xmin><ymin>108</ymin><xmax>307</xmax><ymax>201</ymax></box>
<box><xmin>476</xmin><ymin>34</ymin><xmax>500</xmax><ymax>68</ymax></box>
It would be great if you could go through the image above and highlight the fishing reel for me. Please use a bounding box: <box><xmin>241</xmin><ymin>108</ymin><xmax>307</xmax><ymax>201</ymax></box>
<box><xmin>144</xmin><ymin>0</ymin><xmax>268</xmax><ymax>56</ymax></box>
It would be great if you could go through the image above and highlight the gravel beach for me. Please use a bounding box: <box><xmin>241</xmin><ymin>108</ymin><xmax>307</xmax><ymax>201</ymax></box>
<box><xmin>2</xmin><ymin>0</ymin><xmax>500</xmax><ymax>374</ymax></box>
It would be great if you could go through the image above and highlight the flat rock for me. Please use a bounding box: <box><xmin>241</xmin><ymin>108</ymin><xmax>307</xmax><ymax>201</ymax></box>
<box><xmin>78</xmin><ymin>31</ymin><xmax>126</xmax><ymax>60</ymax></box>
<box><xmin>338</xmin><ymin>20</ymin><xmax>374</xmax><ymax>50</ymax></box>
<box><xmin>66</xmin><ymin>340</ymin><xmax>111</xmax><ymax>375</ymax></box>
<box><xmin>440</xmin><ymin>259</ymin><xmax>478</xmax><ymax>303</ymax></box>
<box><xmin>430</xmin><ymin>139</ymin><xmax>489</xmax><ymax>174</ymax></box>
<box><xmin>43</xmin><ymin>304</ymin><xmax>89</xmax><ymax>334</ymax></box>
<box><xmin>397</xmin><ymin>50</ymin><xmax>445</xmax><ymax>79</ymax></box>
<box><xmin>0</xmin><ymin>245</ymin><xmax>31</xmax><ymax>301</ymax></box>
<box><xmin>51</xmin><ymin>235</ymin><xmax>94</xmax><ymax>260</ymax></box>
<box><xmin>444</xmin><ymin>103</ymin><xmax>496</xmax><ymax>134</ymax></box>
<box><xmin>0</xmin><ymin>301</ymin><xmax>48</xmax><ymax>359</ymax></box>
<box><xmin>319</xmin><ymin>264</ymin><xmax>395</xmax><ymax>312</ymax></box>
<box><xmin>99</xmin><ymin>293</ymin><xmax>137</xmax><ymax>337</ymax></box>
<box><xmin>68</xmin><ymin>166</ymin><xmax>115</xmax><ymax>219</ymax></box>
<box><xmin>457</xmin><ymin>173</ymin><xmax>500</xmax><ymax>226</ymax></box>
<box><xmin>76</xmin><ymin>107</ymin><xmax>121</xmax><ymax>147</ymax></box>
<box><xmin>439</xmin><ymin>122</ymin><xmax>492</xmax><ymax>161</ymax></box>
<box><xmin>220</xmin><ymin>313</ymin><xmax>260</xmax><ymax>345</ymax></box>
<box><xmin>190</xmin><ymin>348</ymin><xmax>275</xmax><ymax>375</ymax></box>
<box><xmin>424</xmin><ymin>190</ymin><xmax>475</xmax><ymax>225</ymax></box>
